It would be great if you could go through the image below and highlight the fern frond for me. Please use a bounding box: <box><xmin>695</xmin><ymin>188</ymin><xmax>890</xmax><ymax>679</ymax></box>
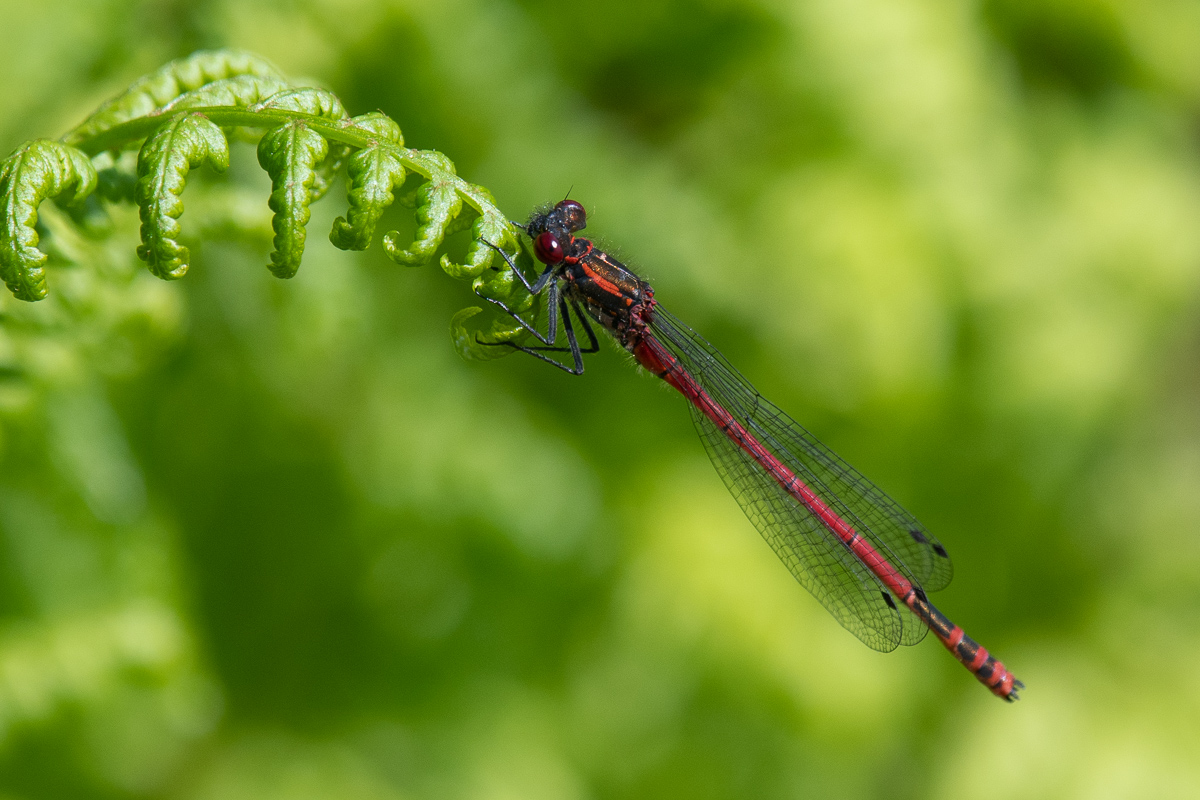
<box><xmin>64</xmin><ymin>50</ymin><xmax>284</xmax><ymax>147</ymax></box>
<box><xmin>329</xmin><ymin>114</ymin><xmax>406</xmax><ymax>252</ymax></box>
<box><xmin>258</xmin><ymin>120</ymin><xmax>328</xmax><ymax>279</ymax></box>
<box><xmin>0</xmin><ymin>140</ymin><xmax>97</xmax><ymax>300</ymax></box>
<box><xmin>1</xmin><ymin>48</ymin><xmax>540</xmax><ymax>360</ymax></box>
<box><xmin>134</xmin><ymin>113</ymin><xmax>229</xmax><ymax>280</ymax></box>
<box><xmin>162</xmin><ymin>74</ymin><xmax>294</xmax><ymax>115</ymax></box>
<box><xmin>254</xmin><ymin>87</ymin><xmax>347</xmax><ymax>119</ymax></box>
<box><xmin>384</xmin><ymin>167</ymin><xmax>464</xmax><ymax>267</ymax></box>
<box><xmin>253</xmin><ymin>89</ymin><xmax>349</xmax><ymax>201</ymax></box>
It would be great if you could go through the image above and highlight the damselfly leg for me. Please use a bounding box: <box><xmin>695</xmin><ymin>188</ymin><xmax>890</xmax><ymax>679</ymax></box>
<box><xmin>475</xmin><ymin>240</ymin><xmax>600</xmax><ymax>374</ymax></box>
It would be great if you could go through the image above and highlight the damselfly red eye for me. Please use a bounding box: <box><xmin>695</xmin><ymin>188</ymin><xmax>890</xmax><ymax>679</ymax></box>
<box><xmin>558</xmin><ymin>199</ymin><xmax>587</xmax><ymax>232</ymax></box>
<box><xmin>534</xmin><ymin>231</ymin><xmax>565</xmax><ymax>264</ymax></box>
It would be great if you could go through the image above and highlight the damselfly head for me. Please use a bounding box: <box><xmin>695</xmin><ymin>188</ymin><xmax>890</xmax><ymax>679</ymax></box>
<box><xmin>525</xmin><ymin>199</ymin><xmax>587</xmax><ymax>265</ymax></box>
<box><xmin>527</xmin><ymin>200</ymin><xmax>587</xmax><ymax>235</ymax></box>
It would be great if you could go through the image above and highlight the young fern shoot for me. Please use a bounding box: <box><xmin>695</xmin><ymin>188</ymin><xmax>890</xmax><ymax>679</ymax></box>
<box><xmin>0</xmin><ymin>48</ymin><xmax>532</xmax><ymax>359</ymax></box>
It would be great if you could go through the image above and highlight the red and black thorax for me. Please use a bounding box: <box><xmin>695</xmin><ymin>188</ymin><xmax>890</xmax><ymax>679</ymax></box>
<box><xmin>557</xmin><ymin>236</ymin><xmax>654</xmax><ymax>350</ymax></box>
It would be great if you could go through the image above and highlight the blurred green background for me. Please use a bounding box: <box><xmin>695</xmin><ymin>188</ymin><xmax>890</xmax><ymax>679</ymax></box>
<box><xmin>3</xmin><ymin>0</ymin><xmax>1200</xmax><ymax>797</ymax></box>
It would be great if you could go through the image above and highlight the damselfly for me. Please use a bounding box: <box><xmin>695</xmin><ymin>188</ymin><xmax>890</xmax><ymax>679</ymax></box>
<box><xmin>481</xmin><ymin>199</ymin><xmax>1022</xmax><ymax>701</ymax></box>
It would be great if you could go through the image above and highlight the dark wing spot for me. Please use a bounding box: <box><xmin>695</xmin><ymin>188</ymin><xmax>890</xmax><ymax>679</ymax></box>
<box><xmin>913</xmin><ymin>586</ymin><xmax>928</xmax><ymax>603</ymax></box>
<box><xmin>933</xmin><ymin>543</ymin><xmax>948</xmax><ymax>558</ymax></box>
<box><xmin>909</xmin><ymin>528</ymin><xmax>928</xmax><ymax>544</ymax></box>
<box><xmin>881</xmin><ymin>591</ymin><xmax>897</xmax><ymax>610</ymax></box>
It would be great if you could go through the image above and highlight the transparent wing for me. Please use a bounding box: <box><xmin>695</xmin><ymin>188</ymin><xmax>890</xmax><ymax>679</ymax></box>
<box><xmin>651</xmin><ymin>307</ymin><xmax>953</xmax><ymax>649</ymax></box>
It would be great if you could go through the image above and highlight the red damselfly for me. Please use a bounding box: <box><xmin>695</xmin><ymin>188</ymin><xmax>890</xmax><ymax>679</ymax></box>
<box><xmin>480</xmin><ymin>199</ymin><xmax>1022</xmax><ymax>701</ymax></box>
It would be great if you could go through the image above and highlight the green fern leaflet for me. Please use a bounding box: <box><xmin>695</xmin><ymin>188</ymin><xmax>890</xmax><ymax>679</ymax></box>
<box><xmin>0</xmin><ymin>49</ymin><xmax>537</xmax><ymax>360</ymax></box>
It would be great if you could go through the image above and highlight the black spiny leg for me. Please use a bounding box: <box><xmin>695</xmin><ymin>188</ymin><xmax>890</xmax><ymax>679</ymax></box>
<box><xmin>565</xmin><ymin>295</ymin><xmax>600</xmax><ymax>355</ymax></box>
<box><xmin>482</xmin><ymin>238</ymin><xmax>557</xmax><ymax>295</ymax></box>
<box><xmin>480</xmin><ymin>292</ymin><xmax>600</xmax><ymax>374</ymax></box>
<box><xmin>492</xmin><ymin>294</ymin><xmax>593</xmax><ymax>374</ymax></box>
<box><xmin>475</xmin><ymin>285</ymin><xmax>556</xmax><ymax>346</ymax></box>
<box><xmin>473</xmin><ymin>239</ymin><xmax>599</xmax><ymax>374</ymax></box>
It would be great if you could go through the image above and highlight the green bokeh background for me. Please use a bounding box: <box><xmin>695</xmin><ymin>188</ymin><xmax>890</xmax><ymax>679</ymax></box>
<box><xmin>3</xmin><ymin>1</ymin><xmax>1200</xmax><ymax>797</ymax></box>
